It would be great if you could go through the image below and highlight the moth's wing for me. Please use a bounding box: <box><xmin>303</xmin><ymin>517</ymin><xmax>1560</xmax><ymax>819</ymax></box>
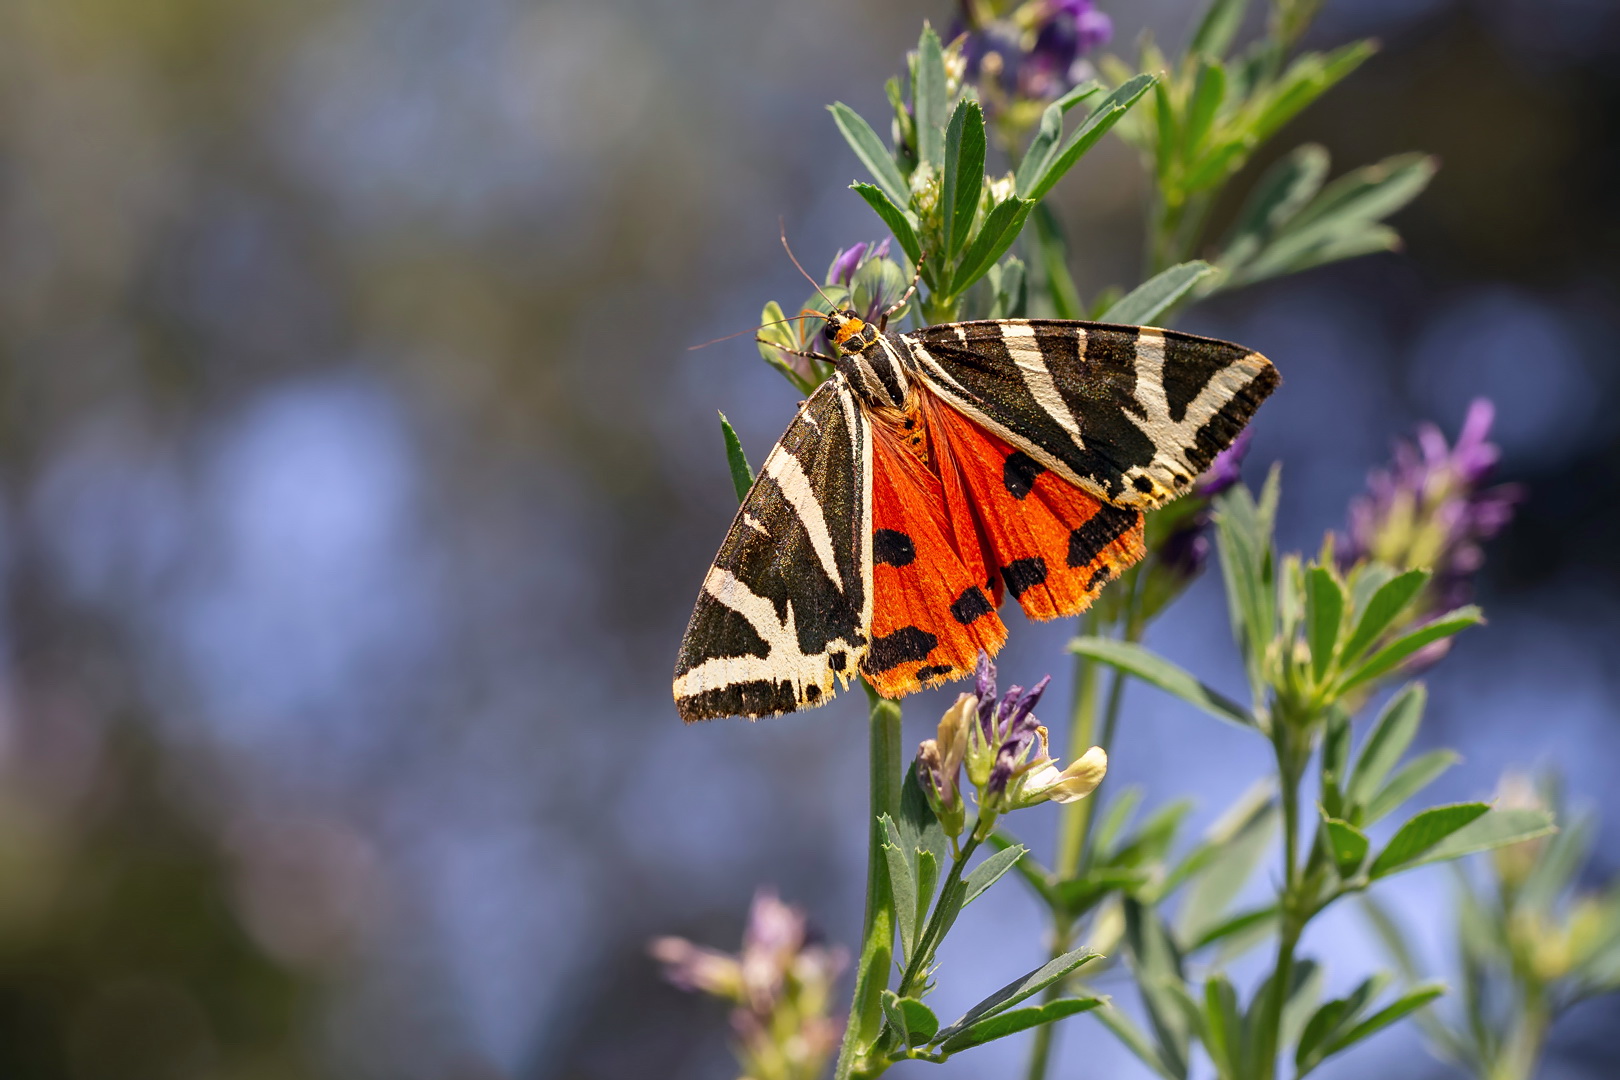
<box><xmin>861</xmin><ymin>412</ymin><xmax>1008</xmax><ymax>699</ymax></box>
<box><xmin>673</xmin><ymin>377</ymin><xmax>872</xmax><ymax>721</ymax></box>
<box><xmin>923</xmin><ymin>388</ymin><xmax>1144</xmax><ymax>622</ymax></box>
<box><xmin>903</xmin><ymin>320</ymin><xmax>1279</xmax><ymax>510</ymax></box>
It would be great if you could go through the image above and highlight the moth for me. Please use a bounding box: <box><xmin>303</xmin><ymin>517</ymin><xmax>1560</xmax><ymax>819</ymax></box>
<box><xmin>674</xmin><ymin>302</ymin><xmax>1278</xmax><ymax>722</ymax></box>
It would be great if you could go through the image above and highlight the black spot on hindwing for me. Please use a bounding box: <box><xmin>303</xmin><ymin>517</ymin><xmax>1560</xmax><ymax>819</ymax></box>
<box><xmin>1068</xmin><ymin>505</ymin><xmax>1140</xmax><ymax>568</ymax></box>
<box><xmin>914</xmin><ymin>663</ymin><xmax>955</xmax><ymax>681</ymax></box>
<box><xmin>950</xmin><ymin>586</ymin><xmax>994</xmax><ymax>625</ymax></box>
<box><xmin>1000</xmin><ymin>557</ymin><xmax>1048</xmax><ymax>598</ymax></box>
<box><xmin>863</xmin><ymin>627</ymin><xmax>939</xmax><ymax>674</ymax></box>
<box><xmin>1003</xmin><ymin>451</ymin><xmax>1046</xmax><ymax>499</ymax></box>
<box><xmin>874</xmin><ymin>529</ymin><xmax>916</xmax><ymax>567</ymax></box>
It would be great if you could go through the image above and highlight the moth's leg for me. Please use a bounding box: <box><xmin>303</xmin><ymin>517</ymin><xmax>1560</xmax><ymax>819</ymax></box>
<box><xmin>878</xmin><ymin>251</ymin><xmax>926</xmax><ymax>332</ymax></box>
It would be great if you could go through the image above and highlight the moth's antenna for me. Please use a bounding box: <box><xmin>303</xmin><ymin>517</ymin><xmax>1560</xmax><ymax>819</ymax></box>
<box><xmin>780</xmin><ymin>220</ymin><xmax>841</xmax><ymax>313</ymax></box>
<box><xmin>685</xmin><ymin>311</ymin><xmax>829</xmax><ymax>352</ymax></box>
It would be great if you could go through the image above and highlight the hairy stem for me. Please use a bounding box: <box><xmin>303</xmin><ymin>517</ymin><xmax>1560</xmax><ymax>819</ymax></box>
<box><xmin>834</xmin><ymin>691</ymin><xmax>904</xmax><ymax>1080</ymax></box>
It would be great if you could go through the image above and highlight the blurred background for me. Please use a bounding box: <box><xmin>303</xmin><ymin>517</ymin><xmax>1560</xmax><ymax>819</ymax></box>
<box><xmin>0</xmin><ymin>0</ymin><xmax>1616</xmax><ymax>1077</ymax></box>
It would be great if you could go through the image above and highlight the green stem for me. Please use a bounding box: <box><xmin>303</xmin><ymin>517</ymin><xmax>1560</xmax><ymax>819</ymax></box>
<box><xmin>1255</xmin><ymin>721</ymin><xmax>1309</xmax><ymax>1080</ymax></box>
<box><xmin>1054</xmin><ymin>609</ymin><xmax>1103</xmax><ymax>882</ymax></box>
<box><xmin>834</xmin><ymin>690</ymin><xmax>904</xmax><ymax>1080</ymax></box>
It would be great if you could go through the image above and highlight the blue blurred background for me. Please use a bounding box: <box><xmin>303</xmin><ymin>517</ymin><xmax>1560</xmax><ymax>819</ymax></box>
<box><xmin>0</xmin><ymin>0</ymin><xmax>1616</xmax><ymax>1077</ymax></box>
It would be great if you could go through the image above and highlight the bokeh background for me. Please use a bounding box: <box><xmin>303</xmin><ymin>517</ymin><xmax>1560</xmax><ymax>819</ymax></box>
<box><xmin>0</xmin><ymin>0</ymin><xmax>1616</xmax><ymax>1077</ymax></box>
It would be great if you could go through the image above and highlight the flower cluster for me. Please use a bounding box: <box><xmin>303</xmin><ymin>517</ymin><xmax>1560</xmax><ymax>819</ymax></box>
<box><xmin>918</xmin><ymin>654</ymin><xmax>1106</xmax><ymax>840</ymax></box>
<box><xmin>650</xmin><ymin>889</ymin><xmax>846</xmax><ymax>1080</ymax></box>
<box><xmin>954</xmin><ymin>0</ymin><xmax>1113</xmax><ymax>132</ymax></box>
<box><xmin>1340</xmin><ymin>398</ymin><xmax>1523</xmax><ymax>613</ymax></box>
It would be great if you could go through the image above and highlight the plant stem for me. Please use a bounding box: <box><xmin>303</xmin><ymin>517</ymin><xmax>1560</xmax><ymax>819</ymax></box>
<box><xmin>1054</xmin><ymin>609</ymin><xmax>1103</xmax><ymax>881</ymax></box>
<box><xmin>1255</xmin><ymin>719</ymin><xmax>1309</xmax><ymax>1080</ymax></box>
<box><xmin>834</xmin><ymin>690</ymin><xmax>904</xmax><ymax>1080</ymax></box>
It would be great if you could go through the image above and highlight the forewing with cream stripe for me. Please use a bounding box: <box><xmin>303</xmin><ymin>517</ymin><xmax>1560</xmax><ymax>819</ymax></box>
<box><xmin>903</xmin><ymin>320</ymin><xmax>1279</xmax><ymax>510</ymax></box>
<box><xmin>673</xmin><ymin>377</ymin><xmax>873</xmax><ymax>721</ymax></box>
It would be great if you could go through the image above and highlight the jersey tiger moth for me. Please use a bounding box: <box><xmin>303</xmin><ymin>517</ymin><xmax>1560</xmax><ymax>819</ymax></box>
<box><xmin>674</xmin><ymin>310</ymin><xmax>1278</xmax><ymax>721</ymax></box>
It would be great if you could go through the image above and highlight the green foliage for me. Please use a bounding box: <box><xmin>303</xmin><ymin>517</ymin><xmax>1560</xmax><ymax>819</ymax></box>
<box><xmin>717</xmin><ymin>411</ymin><xmax>753</xmax><ymax>504</ymax></box>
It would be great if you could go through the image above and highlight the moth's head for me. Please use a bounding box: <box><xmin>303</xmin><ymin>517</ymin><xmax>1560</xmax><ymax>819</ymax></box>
<box><xmin>825</xmin><ymin>309</ymin><xmax>873</xmax><ymax>354</ymax></box>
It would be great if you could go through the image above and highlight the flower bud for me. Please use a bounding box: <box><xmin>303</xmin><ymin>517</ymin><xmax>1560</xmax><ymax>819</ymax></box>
<box><xmin>1018</xmin><ymin>746</ymin><xmax>1108</xmax><ymax>806</ymax></box>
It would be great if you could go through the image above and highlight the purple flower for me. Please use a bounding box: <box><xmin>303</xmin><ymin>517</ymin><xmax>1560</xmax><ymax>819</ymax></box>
<box><xmin>1154</xmin><ymin>429</ymin><xmax>1254</xmax><ymax>582</ymax></box>
<box><xmin>651</xmin><ymin>889</ymin><xmax>847</xmax><ymax>1079</ymax></box>
<box><xmin>1340</xmin><ymin>398</ymin><xmax>1524</xmax><ymax>613</ymax></box>
<box><xmin>816</xmin><ymin>238</ymin><xmax>900</xmax><ymax>352</ymax></box>
<box><xmin>956</xmin><ymin>0</ymin><xmax>1112</xmax><ymax>111</ymax></box>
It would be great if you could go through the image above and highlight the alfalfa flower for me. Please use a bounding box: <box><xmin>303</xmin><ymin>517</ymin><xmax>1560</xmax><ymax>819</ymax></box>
<box><xmin>954</xmin><ymin>0</ymin><xmax>1113</xmax><ymax>134</ymax></box>
<box><xmin>921</xmin><ymin>654</ymin><xmax>1107</xmax><ymax>835</ymax></box>
<box><xmin>1338</xmin><ymin>399</ymin><xmax>1523</xmax><ymax>661</ymax></box>
<box><xmin>651</xmin><ymin>888</ymin><xmax>846</xmax><ymax>1080</ymax></box>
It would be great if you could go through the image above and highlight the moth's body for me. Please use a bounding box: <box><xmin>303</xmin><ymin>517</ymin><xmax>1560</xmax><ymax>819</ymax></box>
<box><xmin>674</xmin><ymin>310</ymin><xmax>1279</xmax><ymax>722</ymax></box>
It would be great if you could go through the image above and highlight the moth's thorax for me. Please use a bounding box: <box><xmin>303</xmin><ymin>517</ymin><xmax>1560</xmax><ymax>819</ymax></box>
<box><xmin>835</xmin><ymin>331</ymin><xmax>913</xmax><ymax>411</ymax></box>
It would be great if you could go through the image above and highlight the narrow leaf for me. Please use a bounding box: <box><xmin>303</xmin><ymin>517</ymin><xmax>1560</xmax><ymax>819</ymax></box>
<box><xmin>965</xmin><ymin>844</ymin><xmax>1026</xmax><ymax>905</ymax></box>
<box><xmin>1070</xmin><ymin>637</ymin><xmax>1254</xmax><ymax>728</ymax></box>
<box><xmin>717</xmin><ymin>412</ymin><xmax>754</xmax><ymax>504</ymax></box>
<box><xmin>915</xmin><ymin>25</ymin><xmax>948</xmax><ymax>169</ymax></box>
<box><xmin>938</xmin><ymin>998</ymin><xmax>1101</xmax><ymax>1051</ymax></box>
<box><xmin>937</xmin><ymin>947</ymin><xmax>1100</xmax><ymax>1040</ymax></box>
<box><xmin>1403</xmin><ymin>808</ymin><xmax>1557</xmax><ymax>870</ymax></box>
<box><xmin>942</xmin><ymin>99</ymin><xmax>986</xmax><ymax>261</ymax></box>
<box><xmin>953</xmin><ymin>197</ymin><xmax>1034</xmax><ymax>292</ymax></box>
<box><xmin>1100</xmin><ymin>261</ymin><xmax>1216</xmax><ymax>325</ymax></box>
<box><xmin>1218</xmin><ymin>143</ymin><xmax>1330</xmax><ymax>272</ymax></box>
<box><xmin>1369</xmin><ymin>803</ymin><xmax>1490</xmax><ymax>878</ymax></box>
<box><xmin>1365</xmin><ymin>750</ymin><xmax>1459</xmax><ymax>825</ymax></box>
<box><xmin>1023</xmin><ymin>74</ymin><xmax>1156</xmax><ymax>202</ymax></box>
<box><xmin>1324</xmin><ymin>984</ymin><xmax>1444</xmax><ymax>1057</ymax></box>
<box><xmin>1305</xmin><ymin>566</ymin><xmax>1345</xmax><ymax>683</ymax></box>
<box><xmin>1339</xmin><ymin>569</ymin><xmax>1428</xmax><ymax>665</ymax></box>
<box><xmin>1347</xmin><ymin>683</ymin><xmax>1426</xmax><ymax>808</ymax></box>
<box><xmin>1016</xmin><ymin>102</ymin><xmax>1065</xmax><ymax>196</ymax></box>
<box><xmin>851</xmin><ymin>182</ymin><xmax>923</xmax><ymax>268</ymax></box>
<box><xmin>1092</xmin><ymin>1001</ymin><xmax>1182</xmax><ymax>1080</ymax></box>
<box><xmin>1189</xmin><ymin>0</ymin><xmax>1250</xmax><ymax>57</ymax></box>
<box><xmin>1338</xmin><ymin>607</ymin><xmax>1484</xmax><ymax>693</ymax></box>
<box><xmin>881</xmin><ymin>990</ymin><xmax>911</xmax><ymax>1047</ymax></box>
<box><xmin>1125</xmin><ymin>898</ymin><xmax>1191</xmax><ymax>1079</ymax></box>
<box><xmin>881</xmin><ymin>815</ymin><xmax>919</xmax><ymax>960</ymax></box>
<box><xmin>1183</xmin><ymin>58</ymin><xmax>1227</xmax><ymax>158</ymax></box>
<box><xmin>828</xmin><ymin>103</ymin><xmax>908</xmax><ymax>208</ymax></box>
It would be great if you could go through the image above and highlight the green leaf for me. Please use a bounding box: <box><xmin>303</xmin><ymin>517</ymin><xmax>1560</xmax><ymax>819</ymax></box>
<box><xmin>1023</xmin><ymin>74</ymin><xmax>1157</xmax><ymax>202</ymax></box>
<box><xmin>1202</xmin><ymin>974</ymin><xmax>1244</xmax><ymax>1077</ymax></box>
<box><xmin>1280</xmin><ymin>958</ymin><xmax>1326</xmax><ymax>1056</ymax></box>
<box><xmin>881</xmin><ymin>815</ymin><xmax>919</xmax><ymax>961</ymax></box>
<box><xmin>1091</xmin><ymin>1000</ymin><xmax>1183</xmax><ymax>1080</ymax></box>
<box><xmin>1187</xmin><ymin>905</ymin><xmax>1277</xmax><ymax>952</ymax></box>
<box><xmin>898</xmin><ymin>762</ymin><xmax>950</xmax><ymax>877</ymax></box>
<box><xmin>1182</xmin><ymin>58</ymin><xmax>1227</xmax><ymax>159</ymax></box>
<box><xmin>1294</xmin><ymin>973</ymin><xmax>1389</xmax><ymax>1075</ymax></box>
<box><xmin>1189</xmin><ymin>0</ymin><xmax>1250</xmax><ymax>58</ymax></box>
<box><xmin>1305</xmin><ymin>566</ymin><xmax>1345</xmax><ymax>683</ymax></box>
<box><xmin>1323</xmin><ymin>983</ymin><xmax>1444</xmax><ymax>1058</ymax></box>
<box><xmin>1364</xmin><ymin>750</ymin><xmax>1459</xmax><ymax>825</ymax></box>
<box><xmin>1369</xmin><ymin>803</ymin><xmax>1490</xmax><ymax>878</ymax></box>
<box><xmin>938</xmin><ymin>998</ymin><xmax>1101</xmax><ymax>1051</ymax></box>
<box><xmin>1337</xmin><ymin>607</ymin><xmax>1484</xmax><ymax>693</ymax></box>
<box><xmin>1057</xmin><ymin>866</ymin><xmax>1153</xmax><ymax>914</ymax></box>
<box><xmin>1403</xmin><ymin>808</ymin><xmax>1557</xmax><ymax>870</ymax></box>
<box><xmin>1176</xmin><ymin>783</ymin><xmax>1276</xmax><ymax>942</ymax></box>
<box><xmin>1070</xmin><ymin>637</ymin><xmax>1254</xmax><ymax>728</ymax></box>
<box><xmin>1125</xmin><ymin>898</ymin><xmax>1191</xmax><ymax>1079</ymax></box>
<box><xmin>1347</xmin><ymin>683</ymin><xmax>1427</xmax><ymax>808</ymax></box>
<box><xmin>1321</xmin><ymin>813</ymin><xmax>1370</xmax><ymax>878</ymax></box>
<box><xmin>1100</xmin><ymin>261</ymin><xmax>1216</xmax><ymax>325</ymax></box>
<box><xmin>1288</xmin><ymin>152</ymin><xmax>1437</xmax><ymax>238</ymax></box>
<box><xmin>965</xmin><ymin>844</ymin><xmax>1026</xmax><ymax>905</ymax></box>
<box><xmin>850</xmin><ymin>182</ymin><xmax>923</xmax><ymax>269</ymax></box>
<box><xmin>1338</xmin><ymin>569</ymin><xmax>1428</xmax><ymax>666</ymax></box>
<box><xmin>915</xmin><ymin>24</ymin><xmax>948</xmax><ymax>169</ymax></box>
<box><xmin>941</xmin><ymin>99</ymin><xmax>986</xmax><ymax>262</ymax></box>
<box><xmin>1032</xmin><ymin>205</ymin><xmax>1083</xmax><ymax>319</ymax></box>
<box><xmin>1218</xmin><ymin>143</ymin><xmax>1331</xmax><ymax>273</ymax></box>
<box><xmin>717</xmin><ymin>412</ymin><xmax>754</xmax><ymax>504</ymax></box>
<box><xmin>1249</xmin><ymin>40</ymin><xmax>1376</xmax><ymax>145</ymax></box>
<box><xmin>1095</xmin><ymin>786</ymin><xmax>1144</xmax><ymax>856</ymax></box>
<box><xmin>952</xmin><ymin>197</ymin><xmax>1035</xmax><ymax>294</ymax></box>
<box><xmin>987</xmin><ymin>830</ymin><xmax>1060</xmax><ymax>907</ymax></box>
<box><xmin>828</xmin><ymin>103</ymin><xmax>908</xmax><ymax>209</ymax></box>
<box><xmin>882</xmin><ymin>991</ymin><xmax>940</xmax><ymax>1047</ymax></box>
<box><xmin>935</xmin><ymin>947</ymin><xmax>1100</xmax><ymax>1041</ymax></box>
<box><xmin>1016</xmin><ymin>102</ymin><xmax>1065</xmax><ymax>197</ymax></box>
